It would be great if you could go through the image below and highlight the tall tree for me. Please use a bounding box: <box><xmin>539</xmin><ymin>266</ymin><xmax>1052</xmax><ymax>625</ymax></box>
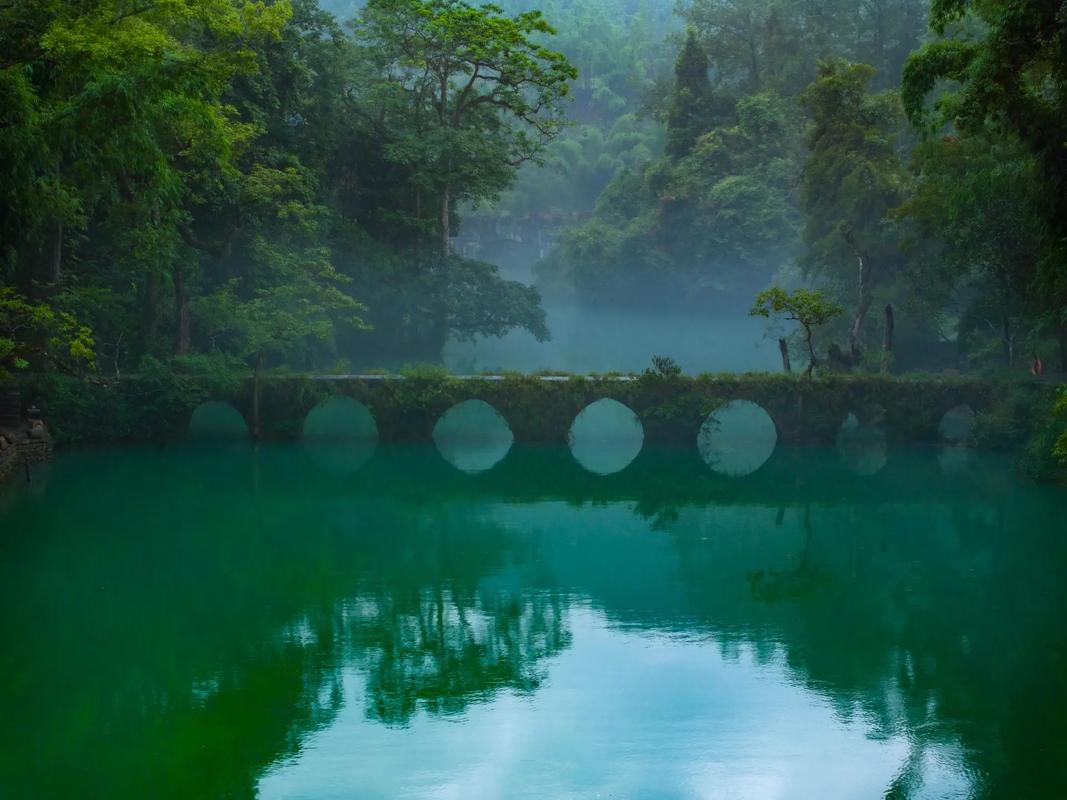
<box><xmin>901</xmin><ymin>0</ymin><xmax>1067</xmax><ymax>366</ymax></box>
<box><xmin>799</xmin><ymin>60</ymin><xmax>906</xmax><ymax>358</ymax></box>
<box><xmin>899</xmin><ymin>133</ymin><xmax>1047</xmax><ymax>367</ymax></box>
<box><xmin>665</xmin><ymin>30</ymin><xmax>715</xmax><ymax>159</ymax></box>
<box><xmin>0</xmin><ymin>0</ymin><xmax>293</xmax><ymax>355</ymax></box>
<box><xmin>352</xmin><ymin>0</ymin><xmax>577</xmax><ymax>255</ymax></box>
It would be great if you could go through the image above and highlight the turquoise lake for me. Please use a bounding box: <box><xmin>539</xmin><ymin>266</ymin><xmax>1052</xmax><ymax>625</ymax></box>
<box><xmin>1</xmin><ymin>442</ymin><xmax>1065</xmax><ymax>799</ymax></box>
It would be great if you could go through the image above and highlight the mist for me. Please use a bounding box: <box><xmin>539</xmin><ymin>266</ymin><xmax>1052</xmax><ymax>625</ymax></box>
<box><xmin>4</xmin><ymin>0</ymin><xmax>1067</xmax><ymax>798</ymax></box>
<box><xmin>445</xmin><ymin>300</ymin><xmax>780</xmax><ymax>374</ymax></box>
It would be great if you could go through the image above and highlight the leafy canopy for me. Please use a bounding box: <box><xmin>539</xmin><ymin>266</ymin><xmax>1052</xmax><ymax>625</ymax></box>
<box><xmin>750</xmin><ymin>287</ymin><xmax>845</xmax><ymax>328</ymax></box>
<box><xmin>0</xmin><ymin>289</ymin><xmax>95</xmax><ymax>379</ymax></box>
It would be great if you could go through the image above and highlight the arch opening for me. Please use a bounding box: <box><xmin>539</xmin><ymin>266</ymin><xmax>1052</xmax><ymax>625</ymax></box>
<box><xmin>568</xmin><ymin>398</ymin><xmax>644</xmax><ymax>476</ymax></box>
<box><xmin>302</xmin><ymin>397</ymin><xmax>379</xmax><ymax>473</ymax></box>
<box><xmin>433</xmin><ymin>400</ymin><xmax>514</xmax><ymax>474</ymax></box>
<box><xmin>186</xmin><ymin>402</ymin><xmax>249</xmax><ymax>441</ymax></box>
<box><xmin>698</xmin><ymin>400</ymin><xmax>777</xmax><ymax>477</ymax></box>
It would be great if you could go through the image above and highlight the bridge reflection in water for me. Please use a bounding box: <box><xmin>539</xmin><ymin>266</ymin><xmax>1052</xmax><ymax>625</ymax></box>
<box><xmin>1</xmin><ymin>442</ymin><xmax>1063</xmax><ymax>799</ymax></box>
<box><xmin>186</xmin><ymin>393</ymin><xmax>981</xmax><ymax>479</ymax></box>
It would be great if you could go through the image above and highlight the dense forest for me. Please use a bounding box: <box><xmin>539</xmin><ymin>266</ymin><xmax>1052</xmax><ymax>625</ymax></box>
<box><xmin>2</xmin><ymin>0</ymin><xmax>1066</xmax><ymax>379</ymax></box>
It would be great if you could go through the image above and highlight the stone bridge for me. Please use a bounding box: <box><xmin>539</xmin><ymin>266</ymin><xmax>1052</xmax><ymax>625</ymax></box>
<box><xmin>214</xmin><ymin>373</ymin><xmax>1001</xmax><ymax>447</ymax></box>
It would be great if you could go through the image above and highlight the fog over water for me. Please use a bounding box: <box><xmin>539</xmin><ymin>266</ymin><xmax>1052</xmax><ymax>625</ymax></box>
<box><xmin>445</xmin><ymin>300</ymin><xmax>781</xmax><ymax>375</ymax></box>
<box><xmin>4</xmin><ymin>0</ymin><xmax>1067</xmax><ymax>797</ymax></box>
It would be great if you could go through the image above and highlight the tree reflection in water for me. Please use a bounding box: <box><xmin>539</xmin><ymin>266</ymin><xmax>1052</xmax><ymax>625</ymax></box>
<box><xmin>0</xmin><ymin>444</ymin><xmax>1065</xmax><ymax>798</ymax></box>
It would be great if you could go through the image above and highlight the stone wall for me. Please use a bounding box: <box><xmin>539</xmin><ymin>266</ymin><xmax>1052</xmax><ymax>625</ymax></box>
<box><xmin>0</xmin><ymin>429</ymin><xmax>53</xmax><ymax>491</ymax></box>
<box><xmin>0</xmin><ymin>441</ymin><xmax>16</xmax><ymax>487</ymax></box>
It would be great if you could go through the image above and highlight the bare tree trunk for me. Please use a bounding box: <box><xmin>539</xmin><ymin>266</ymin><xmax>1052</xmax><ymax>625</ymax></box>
<box><xmin>778</xmin><ymin>338</ymin><xmax>792</xmax><ymax>374</ymax></box>
<box><xmin>804</xmin><ymin>326</ymin><xmax>817</xmax><ymax>379</ymax></box>
<box><xmin>748</xmin><ymin>30</ymin><xmax>761</xmax><ymax>90</ymax></box>
<box><xmin>842</xmin><ymin>228</ymin><xmax>874</xmax><ymax>359</ymax></box>
<box><xmin>1002</xmin><ymin>316</ymin><xmax>1014</xmax><ymax>367</ymax></box>
<box><xmin>882</xmin><ymin>304</ymin><xmax>894</xmax><ymax>373</ymax></box>
<box><xmin>173</xmin><ymin>265</ymin><xmax>190</xmax><ymax>356</ymax></box>
<box><xmin>415</xmin><ymin>187</ymin><xmax>423</xmax><ymax>265</ymax></box>
<box><xmin>112</xmin><ymin>333</ymin><xmax>124</xmax><ymax>378</ymax></box>
<box><xmin>440</xmin><ymin>184</ymin><xmax>451</xmax><ymax>256</ymax></box>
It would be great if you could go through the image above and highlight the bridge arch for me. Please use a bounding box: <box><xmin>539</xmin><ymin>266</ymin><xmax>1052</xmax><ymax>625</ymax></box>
<box><xmin>187</xmin><ymin>401</ymin><xmax>250</xmax><ymax>440</ymax></box>
<box><xmin>433</xmin><ymin>399</ymin><xmax>514</xmax><ymax>474</ymax></box>
<box><xmin>568</xmin><ymin>398</ymin><xmax>645</xmax><ymax>475</ymax></box>
<box><xmin>698</xmin><ymin>400</ymin><xmax>778</xmax><ymax>476</ymax></box>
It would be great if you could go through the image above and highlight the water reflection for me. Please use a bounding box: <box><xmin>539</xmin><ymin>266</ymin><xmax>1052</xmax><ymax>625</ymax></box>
<box><xmin>939</xmin><ymin>404</ymin><xmax>975</xmax><ymax>444</ymax></box>
<box><xmin>432</xmin><ymin>399</ymin><xmax>514</xmax><ymax>473</ymax></box>
<box><xmin>1</xmin><ymin>445</ymin><xmax>1066</xmax><ymax>799</ymax></box>
<box><xmin>837</xmin><ymin>412</ymin><xmax>888</xmax><ymax>476</ymax></box>
<box><xmin>938</xmin><ymin>445</ymin><xmax>974</xmax><ymax>474</ymax></box>
<box><xmin>698</xmin><ymin>399</ymin><xmax>778</xmax><ymax>476</ymax></box>
<box><xmin>302</xmin><ymin>397</ymin><xmax>378</xmax><ymax>474</ymax></box>
<box><xmin>186</xmin><ymin>401</ymin><xmax>249</xmax><ymax>440</ymax></box>
<box><xmin>568</xmin><ymin>398</ymin><xmax>644</xmax><ymax>475</ymax></box>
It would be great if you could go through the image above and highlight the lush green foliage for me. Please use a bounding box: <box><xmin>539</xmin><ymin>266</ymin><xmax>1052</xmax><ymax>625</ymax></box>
<box><xmin>539</xmin><ymin>0</ymin><xmax>927</xmax><ymax>310</ymax></box>
<box><xmin>901</xmin><ymin>0</ymin><xmax>1067</xmax><ymax>368</ymax></box>
<box><xmin>473</xmin><ymin>0</ymin><xmax>675</xmax><ymax>219</ymax></box>
<box><xmin>3</xmin><ymin>0</ymin><xmax>1066</xmax><ymax>474</ymax></box>
<box><xmin>751</xmin><ymin>287</ymin><xmax>846</xmax><ymax>376</ymax></box>
<box><xmin>534</xmin><ymin>0</ymin><xmax>1064</xmax><ymax>383</ymax></box>
<box><xmin>0</xmin><ymin>0</ymin><xmax>575</xmax><ymax>377</ymax></box>
<box><xmin>798</xmin><ymin>61</ymin><xmax>907</xmax><ymax>357</ymax></box>
<box><xmin>0</xmin><ymin>289</ymin><xmax>95</xmax><ymax>379</ymax></box>
<box><xmin>539</xmin><ymin>85</ymin><xmax>803</xmax><ymax>305</ymax></box>
<box><xmin>1056</xmin><ymin>390</ymin><xmax>1067</xmax><ymax>466</ymax></box>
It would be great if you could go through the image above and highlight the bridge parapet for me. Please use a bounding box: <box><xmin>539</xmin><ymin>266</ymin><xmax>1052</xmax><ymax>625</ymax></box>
<box><xmin>20</xmin><ymin>372</ymin><xmax>1025</xmax><ymax>450</ymax></box>
<box><xmin>242</xmin><ymin>373</ymin><xmax>1002</xmax><ymax>447</ymax></box>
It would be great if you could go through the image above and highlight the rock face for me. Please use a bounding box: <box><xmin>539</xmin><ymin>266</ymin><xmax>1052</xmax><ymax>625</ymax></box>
<box><xmin>0</xmin><ymin>421</ymin><xmax>53</xmax><ymax>491</ymax></box>
<box><xmin>0</xmin><ymin>440</ymin><xmax>16</xmax><ymax>487</ymax></box>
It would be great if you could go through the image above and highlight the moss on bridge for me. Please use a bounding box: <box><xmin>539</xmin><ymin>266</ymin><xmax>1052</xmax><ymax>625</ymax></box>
<box><xmin>247</xmin><ymin>372</ymin><xmax>1006</xmax><ymax>446</ymax></box>
<box><xmin>23</xmin><ymin>370</ymin><xmax>1033</xmax><ymax>448</ymax></box>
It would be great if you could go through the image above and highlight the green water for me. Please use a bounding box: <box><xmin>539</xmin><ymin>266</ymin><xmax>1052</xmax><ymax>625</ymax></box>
<box><xmin>2</xmin><ymin>444</ymin><xmax>1066</xmax><ymax>799</ymax></box>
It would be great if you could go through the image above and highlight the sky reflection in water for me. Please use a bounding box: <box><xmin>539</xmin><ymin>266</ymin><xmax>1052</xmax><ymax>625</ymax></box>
<box><xmin>1</xmin><ymin>443</ymin><xmax>1064</xmax><ymax>800</ymax></box>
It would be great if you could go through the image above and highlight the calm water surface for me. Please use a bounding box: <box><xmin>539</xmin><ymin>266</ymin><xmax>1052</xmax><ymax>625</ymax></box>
<box><xmin>1</xmin><ymin>444</ymin><xmax>1066</xmax><ymax>799</ymax></box>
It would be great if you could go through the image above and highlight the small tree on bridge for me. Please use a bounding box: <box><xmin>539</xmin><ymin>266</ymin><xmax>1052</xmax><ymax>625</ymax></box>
<box><xmin>750</xmin><ymin>287</ymin><xmax>844</xmax><ymax>378</ymax></box>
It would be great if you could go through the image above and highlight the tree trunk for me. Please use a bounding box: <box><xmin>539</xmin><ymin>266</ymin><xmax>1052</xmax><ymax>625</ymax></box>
<box><xmin>417</xmin><ymin>306</ymin><xmax>450</xmax><ymax>363</ymax></box>
<box><xmin>842</xmin><ymin>228</ymin><xmax>874</xmax><ymax>359</ymax></box>
<box><xmin>415</xmin><ymin>187</ymin><xmax>423</xmax><ymax>265</ymax></box>
<box><xmin>173</xmin><ymin>266</ymin><xmax>190</xmax><ymax>356</ymax></box>
<box><xmin>804</xmin><ymin>326</ymin><xmax>817</xmax><ymax>379</ymax></box>
<box><xmin>1002</xmin><ymin>317</ymin><xmax>1014</xmax><ymax>367</ymax></box>
<box><xmin>882</xmin><ymin>304</ymin><xmax>894</xmax><ymax>373</ymax></box>
<box><xmin>778</xmin><ymin>338</ymin><xmax>792</xmax><ymax>374</ymax></box>
<box><xmin>440</xmin><ymin>184</ymin><xmax>451</xmax><ymax>256</ymax></box>
<box><xmin>252</xmin><ymin>352</ymin><xmax>263</xmax><ymax>441</ymax></box>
